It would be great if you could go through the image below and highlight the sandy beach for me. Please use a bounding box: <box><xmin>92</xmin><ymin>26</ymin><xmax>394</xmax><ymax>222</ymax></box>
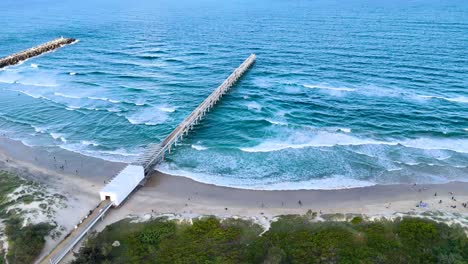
<box><xmin>0</xmin><ymin>137</ymin><xmax>125</xmax><ymax>257</ymax></box>
<box><xmin>0</xmin><ymin>136</ymin><xmax>467</xmax><ymax>259</ymax></box>
<box><xmin>100</xmin><ymin>171</ymin><xmax>468</xmax><ymax>227</ymax></box>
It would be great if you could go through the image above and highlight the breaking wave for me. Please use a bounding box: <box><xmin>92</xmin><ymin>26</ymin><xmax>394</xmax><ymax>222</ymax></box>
<box><xmin>191</xmin><ymin>144</ymin><xmax>208</xmax><ymax>151</ymax></box>
<box><xmin>240</xmin><ymin>131</ymin><xmax>468</xmax><ymax>154</ymax></box>
<box><xmin>125</xmin><ymin>105</ymin><xmax>174</xmax><ymax>125</ymax></box>
<box><xmin>50</xmin><ymin>132</ymin><xmax>67</xmax><ymax>143</ymax></box>
<box><xmin>418</xmin><ymin>95</ymin><xmax>468</xmax><ymax>104</ymax></box>
<box><xmin>157</xmin><ymin>163</ymin><xmax>375</xmax><ymax>190</ymax></box>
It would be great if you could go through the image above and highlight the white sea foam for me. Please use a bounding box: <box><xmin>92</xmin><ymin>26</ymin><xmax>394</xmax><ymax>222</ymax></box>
<box><xmin>417</xmin><ymin>95</ymin><xmax>468</xmax><ymax>104</ymax></box>
<box><xmin>304</xmin><ymin>84</ymin><xmax>356</xmax><ymax>92</ymax></box>
<box><xmin>158</xmin><ymin>105</ymin><xmax>176</xmax><ymax>113</ymax></box>
<box><xmin>134</xmin><ymin>99</ymin><xmax>146</xmax><ymax>106</ymax></box>
<box><xmin>241</xmin><ymin>132</ymin><xmax>380</xmax><ymax>152</ymax></box>
<box><xmin>16</xmin><ymin>90</ymin><xmax>44</xmax><ymax>99</ymax></box>
<box><xmin>0</xmin><ymin>72</ymin><xmax>19</xmax><ymax>84</ymax></box>
<box><xmin>246</xmin><ymin>101</ymin><xmax>262</xmax><ymax>111</ymax></box>
<box><xmin>65</xmin><ymin>106</ymin><xmax>80</xmax><ymax>111</ymax></box>
<box><xmin>60</xmin><ymin>144</ymin><xmax>140</xmax><ymax>163</ymax></box>
<box><xmin>401</xmin><ymin>138</ymin><xmax>468</xmax><ymax>153</ymax></box>
<box><xmin>252</xmin><ymin>77</ymin><xmax>272</xmax><ymax>89</ymax></box>
<box><xmin>54</xmin><ymin>92</ymin><xmax>81</xmax><ymax>99</ymax></box>
<box><xmin>69</xmin><ymin>72</ymin><xmax>76</xmax><ymax>75</ymax></box>
<box><xmin>0</xmin><ymin>69</ymin><xmax>57</xmax><ymax>87</ymax></box>
<box><xmin>126</xmin><ymin>106</ymin><xmax>170</xmax><ymax>125</ymax></box>
<box><xmin>32</xmin><ymin>125</ymin><xmax>48</xmax><ymax>134</ymax></box>
<box><xmin>337</xmin><ymin>128</ymin><xmax>351</xmax><ymax>133</ymax></box>
<box><xmin>50</xmin><ymin>133</ymin><xmax>67</xmax><ymax>143</ymax></box>
<box><xmin>100</xmin><ymin>148</ymin><xmax>140</xmax><ymax>157</ymax></box>
<box><xmin>191</xmin><ymin>144</ymin><xmax>208</xmax><ymax>151</ymax></box>
<box><xmin>86</xmin><ymin>96</ymin><xmax>126</xmax><ymax>104</ymax></box>
<box><xmin>265</xmin><ymin>119</ymin><xmax>288</xmax><ymax>126</ymax></box>
<box><xmin>19</xmin><ymin>80</ymin><xmax>58</xmax><ymax>87</ymax></box>
<box><xmin>445</xmin><ymin>96</ymin><xmax>468</xmax><ymax>103</ymax></box>
<box><xmin>157</xmin><ymin>163</ymin><xmax>375</xmax><ymax>190</ymax></box>
<box><xmin>240</xmin><ymin>131</ymin><xmax>468</xmax><ymax>154</ymax></box>
<box><xmin>87</xmin><ymin>96</ymin><xmax>109</xmax><ymax>101</ymax></box>
<box><xmin>107</xmin><ymin>108</ymin><xmax>121</xmax><ymax>112</ymax></box>
<box><xmin>30</xmin><ymin>64</ymin><xmax>38</xmax><ymax>68</ymax></box>
<box><xmin>249</xmin><ymin>176</ymin><xmax>375</xmax><ymax>190</ymax></box>
<box><xmin>81</xmin><ymin>140</ymin><xmax>100</xmax><ymax>147</ymax></box>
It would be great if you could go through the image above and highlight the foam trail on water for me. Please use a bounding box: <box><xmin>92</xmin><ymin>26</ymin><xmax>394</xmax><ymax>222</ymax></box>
<box><xmin>125</xmin><ymin>106</ymin><xmax>172</xmax><ymax>126</ymax></box>
<box><xmin>303</xmin><ymin>84</ymin><xmax>356</xmax><ymax>92</ymax></box>
<box><xmin>266</xmin><ymin>119</ymin><xmax>288</xmax><ymax>126</ymax></box>
<box><xmin>54</xmin><ymin>92</ymin><xmax>81</xmax><ymax>99</ymax></box>
<box><xmin>246</xmin><ymin>101</ymin><xmax>262</xmax><ymax>111</ymax></box>
<box><xmin>418</xmin><ymin>95</ymin><xmax>468</xmax><ymax>104</ymax></box>
<box><xmin>192</xmin><ymin>144</ymin><xmax>208</xmax><ymax>151</ymax></box>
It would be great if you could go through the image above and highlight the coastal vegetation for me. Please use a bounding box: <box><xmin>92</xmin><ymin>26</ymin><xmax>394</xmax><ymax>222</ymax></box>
<box><xmin>0</xmin><ymin>171</ymin><xmax>56</xmax><ymax>264</ymax></box>
<box><xmin>73</xmin><ymin>214</ymin><xmax>468</xmax><ymax>264</ymax></box>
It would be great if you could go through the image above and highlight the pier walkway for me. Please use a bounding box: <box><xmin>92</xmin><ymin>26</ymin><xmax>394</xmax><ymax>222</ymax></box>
<box><xmin>137</xmin><ymin>53</ymin><xmax>256</xmax><ymax>174</ymax></box>
<box><xmin>38</xmin><ymin>54</ymin><xmax>256</xmax><ymax>264</ymax></box>
<box><xmin>38</xmin><ymin>200</ymin><xmax>112</xmax><ymax>264</ymax></box>
<box><xmin>0</xmin><ymin>37</ymin><xmax>76</xmax><ymax>69</ymax></box>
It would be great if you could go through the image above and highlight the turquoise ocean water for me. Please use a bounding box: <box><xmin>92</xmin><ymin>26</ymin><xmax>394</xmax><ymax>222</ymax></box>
<box><xmin>0</xmin><ymin>0</ymin><xmax>467</xmax><ymax>189</ymax></box>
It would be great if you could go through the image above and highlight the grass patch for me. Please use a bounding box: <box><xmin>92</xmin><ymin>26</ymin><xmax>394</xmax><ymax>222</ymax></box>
<box><xmin>4</xmin><ymin>213</ymin><xmax>53</xmax><ymax>264</ymax></box>
<box><xmin>0</xmin><ymin>171</ymin><xmax>54</xmax><ymax>264</ymax></box>
<box><xmin>0</xmin><ymin>171</ymin><xmax>24</xmax><ymax>206</ymax></box>
<box><xmin>73</xmin><ymin>215</ymin><xmax>468</xmax><ymax>264</ymax></box>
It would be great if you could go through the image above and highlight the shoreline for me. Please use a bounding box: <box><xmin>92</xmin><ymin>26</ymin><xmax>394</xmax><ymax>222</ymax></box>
<box><xmin>0</xmin><ymin>136</ymin><xmax>467</xmax><ymax>211</ymax></box>
<box><xmin>3</xmin><ymin>136</ymin><xmax>467</xmax><ymax>192</ymax></box>
<box><xmin>0</xmin><ymin>136</ymin><xmax>467</xmax><ymax>259</ymax></box>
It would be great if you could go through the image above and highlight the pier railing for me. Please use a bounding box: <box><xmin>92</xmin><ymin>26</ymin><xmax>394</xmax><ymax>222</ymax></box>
<box><xmin>137</xmin><ymin>54</ymin><xmax>256</xmax><ymax>174</ymax></box>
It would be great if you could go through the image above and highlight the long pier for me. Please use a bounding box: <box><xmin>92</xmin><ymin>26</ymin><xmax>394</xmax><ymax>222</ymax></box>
<box><xmin>38</xmin><ymin>201</ymin><xmax>113</xmax><ymax>264</ymax></box>
<box><xmin>137</xmin><ymin>53</ymin><xmax>256</xmax><ymax>174</ymax></box>
<box><xmin>38</xmin><ymin>54</ymin><xmax>256</xmax><ymax>264</ymax></box>
<box><xmin>0</xmin><ymin>37</ymin><xmax>76</xmax><ymax>69</ymax></box>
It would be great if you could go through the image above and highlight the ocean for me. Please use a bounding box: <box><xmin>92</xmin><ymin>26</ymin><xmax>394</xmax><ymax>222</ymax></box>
<box><xmin>0</xmin><ymin>0</ymin><xmax>467</xmax><ymax>189</ymax></box>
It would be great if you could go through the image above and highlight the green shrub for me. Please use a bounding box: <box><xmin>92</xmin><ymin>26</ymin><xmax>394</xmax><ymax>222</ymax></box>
<box><xmin>5</xmin><ymin>217</ymin><xmax>53</xmax><ymax>264</ymax></box>
<box><xmin>0</xmin><ymin>171</ymin><xmax>53</xmax><ymax>264</ymax></box>
<box><xmin>72</xmin><ymin>216</ymin><xmax>468</xmax><ymax>264</ymax></box>
<box><xmin>351</xmin><ymin>216</ymin><xmax>363</xmax><ymax>225</ymax></box>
